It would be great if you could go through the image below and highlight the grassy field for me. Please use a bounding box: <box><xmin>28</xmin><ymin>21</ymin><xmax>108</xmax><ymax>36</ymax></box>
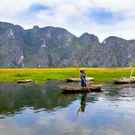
<box><xmin>0</xmin><ymin>67</ymin><xmax>134</xmax><ymax>83</ymax></box>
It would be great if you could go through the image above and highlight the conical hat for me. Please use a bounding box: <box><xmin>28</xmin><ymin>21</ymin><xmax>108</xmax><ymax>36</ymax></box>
<box><xmin>80</xmin><ymin>68</ymin><xmax>85</xmax><ymax>71</ymax></box>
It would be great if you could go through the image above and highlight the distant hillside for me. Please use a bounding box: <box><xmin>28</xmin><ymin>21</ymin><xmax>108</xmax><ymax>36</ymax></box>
<box><xmin>0</xmin><ymin>21</ymin><xmax>135</xmax><ymax>67</ymax></box>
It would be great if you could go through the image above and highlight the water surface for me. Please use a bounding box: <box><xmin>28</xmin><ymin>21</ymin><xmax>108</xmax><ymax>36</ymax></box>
<box><xmin>0</xmin><ymin>81</ymin><xmax>135</xmax><ymax>135</ymax></box>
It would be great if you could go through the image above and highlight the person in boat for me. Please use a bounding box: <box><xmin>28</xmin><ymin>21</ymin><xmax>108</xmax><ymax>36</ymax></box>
<box><xmin>80</xmin><ymin>69</ymin><xmax>87</xmax><ymax>88</ymax></box>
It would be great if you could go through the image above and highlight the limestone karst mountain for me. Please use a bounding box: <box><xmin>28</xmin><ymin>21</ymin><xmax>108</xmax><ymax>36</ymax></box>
<box><xmin>0</xmin><ymin>22</ymin><xmax>134</xmax><ymax>67</ymax></box>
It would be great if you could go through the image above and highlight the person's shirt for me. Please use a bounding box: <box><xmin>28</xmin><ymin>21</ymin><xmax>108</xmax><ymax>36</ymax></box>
<box><xmin>80</xmin><ymin>72</ymin><xmax>86</xmax><ymax>81</ymax></box>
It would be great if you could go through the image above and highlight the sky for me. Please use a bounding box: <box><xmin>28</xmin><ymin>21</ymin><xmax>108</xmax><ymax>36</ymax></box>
<box><xmin>0</xmin><ymin>0</ymin><xmax>135</xmax><ymax>41</ymax></box>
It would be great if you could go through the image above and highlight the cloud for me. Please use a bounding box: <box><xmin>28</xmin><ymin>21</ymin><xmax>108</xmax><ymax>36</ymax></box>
<box><xmin>87</xmin><ymin>8</ymin><xmax>125</xmax><ymax>25</ymax></box>
<box><xmin>20</xmin><ymin>3</ymin><xmax>53</xmax><ymax>20</ymax></box>
<box><xmin>0</xmin><ymin>0</ymin><xmax>135</xmax><ymax>41</ymax></box>
<box><xmin>28</xmin><ymin>3</ymin><xmax>50</xmax><ymax>13</ymax></box>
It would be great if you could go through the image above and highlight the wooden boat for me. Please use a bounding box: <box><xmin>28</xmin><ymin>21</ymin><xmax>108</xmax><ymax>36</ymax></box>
<box><xmin>17</xmin><ymin>79</ymin><xmax>33</xmax><ymax>84</ymax></box>
<box><xmin>114</xmin><ymin>77</ymin><xmax>135</xmax><ymax>84</ymax></box>
<box><xmin>66</xmin><ymin>77</ymin><xmax>94</xmax><ymax>82</ymax></box>
<box><xmin>61</xmin><ymin>85</ymin><xmax>102</xmax><ymax>94</ymax></box>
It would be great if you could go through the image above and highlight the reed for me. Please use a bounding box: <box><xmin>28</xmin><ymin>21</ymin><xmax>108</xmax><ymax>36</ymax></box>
<box><xmin>0</xmin><ymin>67</ymin><xmax>134</xmax><ymax>83</ymax></box>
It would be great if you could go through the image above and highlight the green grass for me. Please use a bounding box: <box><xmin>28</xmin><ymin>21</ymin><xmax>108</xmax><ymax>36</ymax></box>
<box><xmin>0</xmin><ymin>67</ymin><xmax>134</xmax><ymax>83</ymax></box>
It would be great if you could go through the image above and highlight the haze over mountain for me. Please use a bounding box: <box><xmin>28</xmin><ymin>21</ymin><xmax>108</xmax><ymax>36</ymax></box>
<box><xmin>0</xmin><ymin>22</ymin><xmax>135</xmax><ymax>67</ymax></box>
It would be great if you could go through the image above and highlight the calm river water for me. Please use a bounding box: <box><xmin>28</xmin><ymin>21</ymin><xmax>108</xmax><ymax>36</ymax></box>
<box><xmin>0</xmin><ymin>81</ymin><xmax>135</xmax><ymax>135</ymax></box>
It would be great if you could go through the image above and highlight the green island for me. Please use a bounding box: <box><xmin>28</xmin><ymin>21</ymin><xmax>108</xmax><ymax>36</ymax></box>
<box><xmin>0</xmin><ymin>68</ymin><xmax>134</xmax><ymax>83</ymax></box>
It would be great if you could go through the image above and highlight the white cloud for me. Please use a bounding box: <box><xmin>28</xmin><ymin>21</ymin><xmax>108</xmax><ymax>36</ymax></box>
<box><xmin>0</xmin><ymin>0</ymin><xmax>135</xmax><ymax>41</ymax></box>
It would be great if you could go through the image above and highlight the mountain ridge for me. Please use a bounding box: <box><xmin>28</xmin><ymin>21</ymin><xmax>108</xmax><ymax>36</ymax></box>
<box><xmin>0</xmin><ymin>21</ymin><xmax>135</xmax><ymax>67</ymax></box>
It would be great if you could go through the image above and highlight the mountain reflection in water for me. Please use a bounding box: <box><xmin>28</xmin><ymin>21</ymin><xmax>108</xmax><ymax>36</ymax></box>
<box><xmin>0</xmin><ymin>81</ymin><xmax>76</xmax><ymax>116</ymax></box>
<box><xmin>0</xmin><ymin>81</ymin><xmax>135</xmax><ymax>135</ymax></box>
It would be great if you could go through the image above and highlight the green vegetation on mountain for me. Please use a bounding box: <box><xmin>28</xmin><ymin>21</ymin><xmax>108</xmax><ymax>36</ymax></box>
<box><xmin>0</xmin><ymin>22</ymin><xmax>135</xmax><ymax>67</ymax></box>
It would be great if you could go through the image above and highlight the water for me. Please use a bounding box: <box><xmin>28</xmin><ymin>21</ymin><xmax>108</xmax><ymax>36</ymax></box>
<box><xmin>0</xmin><ymin>81</ymin><xmax>135</xmax><ymax>135</ymax></box>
